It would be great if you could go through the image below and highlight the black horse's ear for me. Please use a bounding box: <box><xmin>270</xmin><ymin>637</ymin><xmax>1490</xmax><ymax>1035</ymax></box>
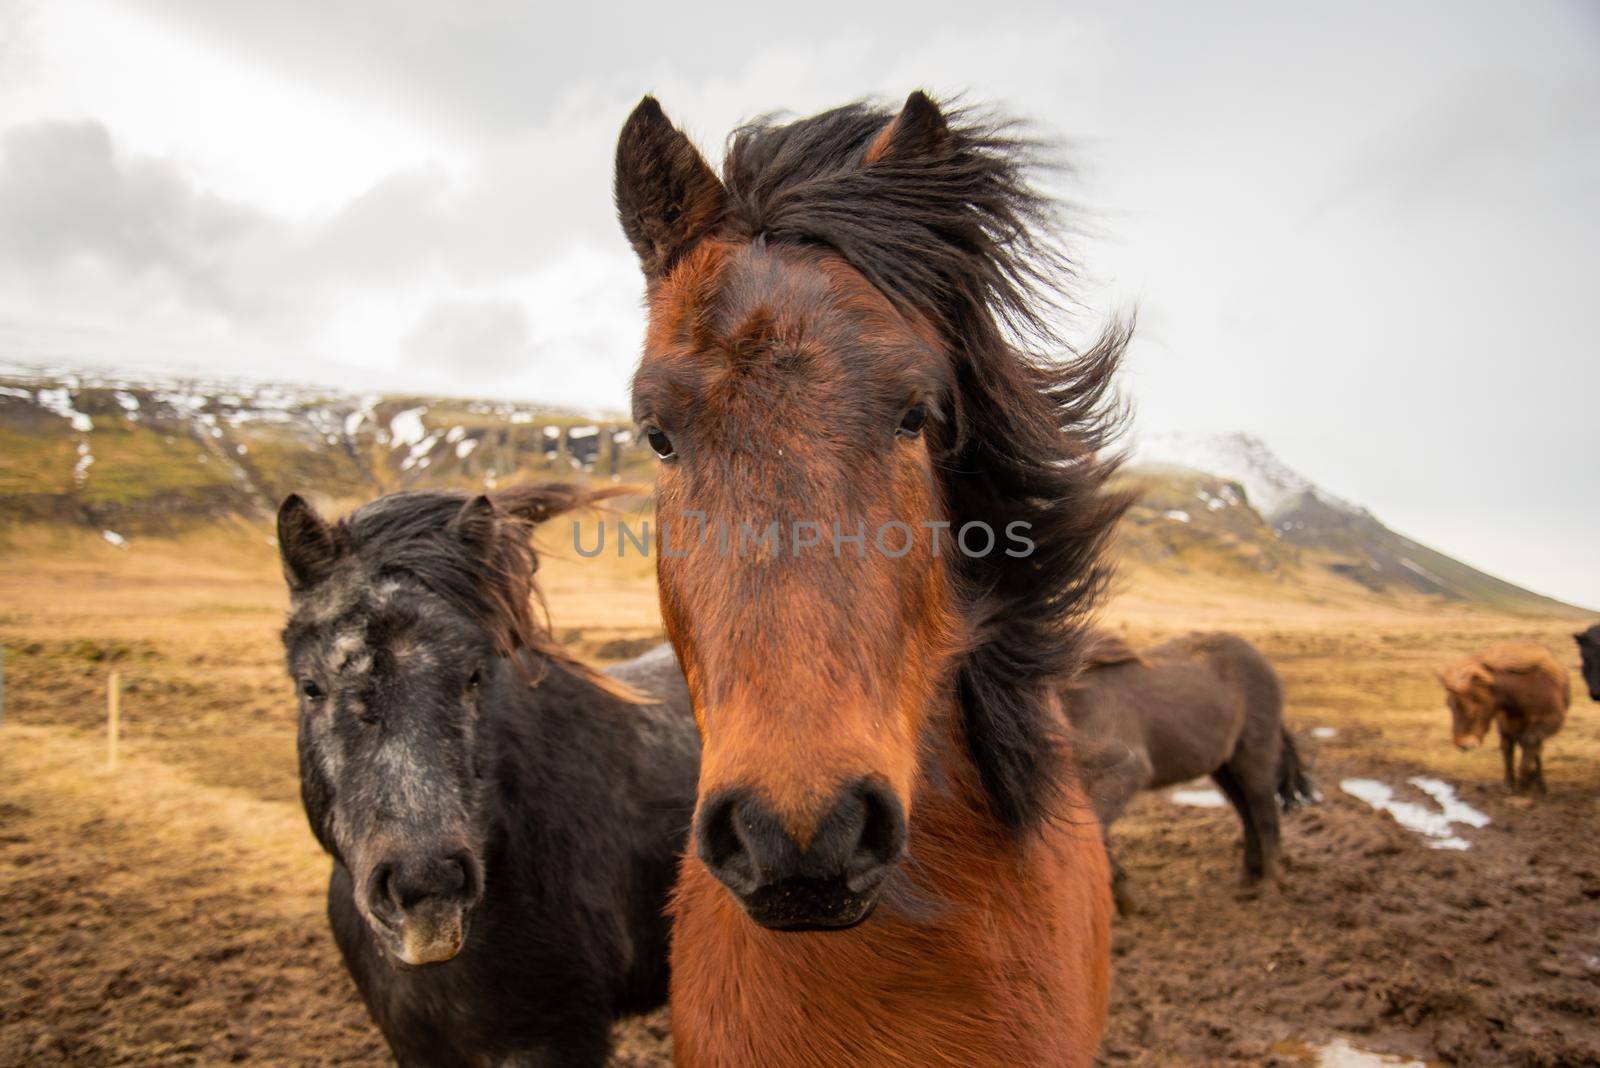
<box><xmin>864</xmin><ymin>90</ymin><xmax>952</xmax><ymax>166</ymax></box>
<box><xmin>615</xmin><ymin>96</ymin><xmax>727</xmax><ymax>281</ymax></box>
<box><xmin>277</xmin><ymin>494</ymin><xmax>338</xmax><ymax>591</ymax></box>
<box><xmin>450</xmin><ymin>494</ymin><xmax>499</xmax><ymax>550</ymax></box>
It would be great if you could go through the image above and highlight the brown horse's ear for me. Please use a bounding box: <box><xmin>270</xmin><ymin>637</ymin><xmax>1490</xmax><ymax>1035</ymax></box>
<box><xmin>864</xmin><ymin>90</ymin><xmax>952</xmax><ymax>165</ymax></box>
<box><xmin>615</xmin><ymin>96</ymin><xmax>727</xmax><ymax>281</ymax></box>
<box><xmin>277</xmin><ymin>494</ymin><xmax>338</xmax><ymax>591</ymax></box>
<box><xmin>450</xmin><ymin>494</ymin><xmax>499</xmax><ymax>550</ymax></box>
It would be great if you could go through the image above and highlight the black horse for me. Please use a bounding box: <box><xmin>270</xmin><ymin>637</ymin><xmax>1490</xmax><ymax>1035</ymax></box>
<box><xmin>277</xmin><ymin>485</ymin><xmax>698</xmax><ymax>1067</ymax></box>
<box><xmin>1576</xmin><ymin>624</ymin><xmax>1600</xmax><ymax>702</ymax></box>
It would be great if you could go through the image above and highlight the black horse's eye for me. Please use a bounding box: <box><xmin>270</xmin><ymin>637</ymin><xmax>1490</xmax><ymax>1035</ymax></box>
<box><xmin>645</xmin><ymin>426</ymin><xmax>676</xmax><ymax>459</ymax></box>
<box><xmin>467</xmin><ymin>666</ymin><xmax>483</xmax><ymax>690</ymax></box>
<box><xmin>300</xmin><ymin>678</ymin><xmax>324</xmax><ymax>701</ymax></box>
<box><xmin>896</xmin><ymin>404</ymin><xmax>929</xmax><ymax>438</ymax></box>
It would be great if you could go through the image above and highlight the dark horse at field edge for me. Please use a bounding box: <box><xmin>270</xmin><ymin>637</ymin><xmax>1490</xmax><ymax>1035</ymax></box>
<box><xmin>1576</xmin><ymin>624</ymin><xmax>1600</xmax><ymax>702</ymax></box>
<box><xmin>1064</xmin><ymin>631</ymin><xmax>1315</xmax><ymax>913</ymax></box>
<box><xmin>617</xmin><ymin>91</ymin><xmax>1129</xmax><ymax>1065</ymax></box>
<box><xmin>277</xmin><ymin>486</ymin><xmax>699</xmax><ymax>1067</ymax></box>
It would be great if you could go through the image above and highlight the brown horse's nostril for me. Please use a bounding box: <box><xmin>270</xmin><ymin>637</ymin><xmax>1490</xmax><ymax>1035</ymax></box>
<box><xmin>695</xmin><ymin>779</ymin><xmax>907</xmax><ymax>927</ymax></box>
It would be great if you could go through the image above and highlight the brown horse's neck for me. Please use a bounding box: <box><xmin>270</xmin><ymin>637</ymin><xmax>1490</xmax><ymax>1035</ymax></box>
<box><xmin>669</xmin><ymin>689</ymin><xmax>1113</xmax><ymax>1068</ymax></box>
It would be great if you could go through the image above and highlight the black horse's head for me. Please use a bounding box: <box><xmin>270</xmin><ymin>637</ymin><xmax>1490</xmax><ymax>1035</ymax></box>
<box><xmin>276</xmin><ymin>485</ymin><xmax>593</xmax><ymax>966</ymax></box>
<box><xmin>1576</xmin><ymin>624</ymin><xmax>1600</xmax><ymax>702</ymax></box>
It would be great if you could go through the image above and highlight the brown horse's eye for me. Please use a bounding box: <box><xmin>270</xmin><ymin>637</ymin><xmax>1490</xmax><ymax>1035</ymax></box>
<box><xmin>896</xmin><ymin>405</ymin><xmax>928</xmax><ymax>438</ymax></box>
<box><xmin>645</xmin><ymin>426</ymin><xmax>676</xmax><ymax>459</ymax></box>
<box><xmin>300</xmin><ymin>678</ymin><xmax>324</xmax><ymax>701</ymax></box>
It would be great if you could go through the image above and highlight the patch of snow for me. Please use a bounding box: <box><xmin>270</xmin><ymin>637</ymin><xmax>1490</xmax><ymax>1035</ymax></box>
<box><xmin>568</xmin><ymin>425</ymin><xmax>600</xmax><ymax>439</ymax></box>
<box><xmin>37</xmin><ymin>387</ymin><xmax>94</xmax><ymax>431</ymax></box>
<box><xmin>1312</xmin><ymin>726</ymin><xmax>1339</xmax><ymax>739</ymax></box>
<box><xmin>510</xmin><ymin>411</ymin><xmax>536</xmax><ymax>425</ymax></box>
<box><xmin>1398</xmin><ymin>558</ymin><xmax>1446</xmax><ymax>586</ymax></box>
<box><xmin>0</xmin><ymin>386</ymin><xmax>30</xmax><ymax>399</ymax></box>
<box><xmin>390</xmin><ymin>407</ymin><xmax>428</xmax><ymax>449</ymax></box>
<box><xmin>236</xmin><ymin>443</ymin><xmax>248</xmax><ymax>456</ymax></box>
<box><xmin>102</xmin><ymin>530</ymin><xmax>127</xmax><ymax>549</ymax></box>
<box><xmin>612</xmin><ymin>429</ymin><xmax>634</xmax><ymax>445</ymax></box>
<box><xmin>455</xmin><ymin>438</ymin><xmax>478</xmax><ymax>459</ymax></box>
<box><xmin>344</xmin><ymin>396</ymin><xmax>380</xmax><ymax>437</ymax></box>
<box><xmin>1316</xmin><ymin>1038</ymin><xmax>1427</xmax><ymax>1067</ymax></box>
<box><xmin>1408</xmin><ymin>777</ymin><xmax>1489</xmax><ymax>829</ymax></box>
<box><xmin>1136</xmin><ymin>431</ymin><xmax>1361</xmax><ymax>521</ymax></box>
<box><xmin>1340</xmin><ymin>778</ymin><xmax>1483</xmax><ymax>850</ymax></box>
<box><xmin>73</xmin><ymin>441</ymin><xmax>94</xmax><ymax>485</ymax></box>
<box><xmin>445</xmin><ymin>425</ymin><xmax>466</xmax><ymax>443</ymax></box>
<box><xmin>1163</xmin><ymin>509</ymin><xmax>1191</xmax><ymax>524</ymax></box>
<box><xmin>542</xmin><ymin>425</ymin><xmax>560</xmax><ymax>438</ymax></box>
<box><xmin>1169</xmin><ymin>787</ymin><xmax>1228</xmax><ymax>809</ymax></box>
<box><xmin>399</xmin><ymin>428</ymin><xmax>443</xmax><ymax>471</ymax></box>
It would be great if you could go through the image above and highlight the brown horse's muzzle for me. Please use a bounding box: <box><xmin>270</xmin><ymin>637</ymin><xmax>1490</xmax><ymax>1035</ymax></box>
<box><xmin>694</xmin><ymin>777</ymin><xmax>907</xmax><ymax>930</ymax></box>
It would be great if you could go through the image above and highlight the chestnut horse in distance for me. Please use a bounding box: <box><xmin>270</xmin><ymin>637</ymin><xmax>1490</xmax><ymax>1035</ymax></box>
<box><xmin>616</xmin><ymin>92</ymin><xmax>1130</xmax><ymax>1066</ymax></box>
<box><xmin>1438</xmin><ymin>641</ymin><xmax>1570</xmax><ymax>795</ymax></box>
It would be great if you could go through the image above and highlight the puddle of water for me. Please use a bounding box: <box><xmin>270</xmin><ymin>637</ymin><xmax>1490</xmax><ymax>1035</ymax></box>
<box><xmin>1312</xmin><ymin>726</ymin><xmax>1339</xmax><ymax>739</ymax></box>
<box><xmin>1317</xmin><ymin>1038</ymin><xmax>1428</xmax><ymax>1066</ymax></box>
<box><xmin>1168</xmin><ymin>787</ymin><xmax>1228</xmax><ymax>808</ymax></box>
<box><xmin>1339</xmin><ymin>778</ymin><xmax>1481</xmax><ymax>850</ymax></box>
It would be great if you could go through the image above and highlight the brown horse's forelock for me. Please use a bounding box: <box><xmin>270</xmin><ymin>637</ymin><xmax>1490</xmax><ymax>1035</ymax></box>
<box><xmin>715</xmin><ymin>101</ymin><xmax>1134</xmax><ymax>832</ymax></box>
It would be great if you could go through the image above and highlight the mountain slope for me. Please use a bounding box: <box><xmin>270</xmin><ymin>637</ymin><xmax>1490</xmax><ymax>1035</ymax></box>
<box><xmin>0</xmin><ymin>370</ymin><xmax>1580</xmax><ymax>617</ymax></box>
<box><xmin>1133</xmin><ymin>432</ymin><xmax>1579</xmax><ymax>615</ymax></box>
<box><xmin>0</xmin><ymin>369</ymin><xmax>650</xmax><ymax>532</ymax></box>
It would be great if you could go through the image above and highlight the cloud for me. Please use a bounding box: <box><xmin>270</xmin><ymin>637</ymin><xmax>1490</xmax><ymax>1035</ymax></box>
<box><xmin>0</xmin><ymin>119</ymin><xmax>304</xmax><ymax>340</ymax></box>
<box><xmin>402</xmin><ymin>296</ymin><xmax>530</xmax><ymax>376</ymax></box>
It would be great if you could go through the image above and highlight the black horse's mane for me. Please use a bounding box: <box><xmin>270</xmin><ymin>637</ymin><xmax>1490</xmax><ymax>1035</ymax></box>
<box><xmin>327</xmin><ymin>485</ymin><xmax>630</xmax><ymax>696</ymax></box>
<box><xmin>719</xmin><ymin>99</ymin><xmax>1133</xmax><ymax>832</ymax></box>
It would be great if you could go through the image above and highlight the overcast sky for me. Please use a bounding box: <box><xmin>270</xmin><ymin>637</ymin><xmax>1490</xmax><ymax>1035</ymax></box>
<box><xmin>0</xmin><ymin>0</ymin><xmax>1595</xmax><ymax>607</ymax></box>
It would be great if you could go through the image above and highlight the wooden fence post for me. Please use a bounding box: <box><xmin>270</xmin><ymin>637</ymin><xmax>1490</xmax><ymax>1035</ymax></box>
<box><xmin>107</xmin><ymin>670</ymin><xmax>121</xmax><ymax>770</ymax></box>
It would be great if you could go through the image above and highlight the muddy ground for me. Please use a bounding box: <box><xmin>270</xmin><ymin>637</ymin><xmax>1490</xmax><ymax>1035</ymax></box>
<box><xmin>1</xmin><ymin>532</ymin><xmax>1596</xmax><ymax>1065</ymax></box>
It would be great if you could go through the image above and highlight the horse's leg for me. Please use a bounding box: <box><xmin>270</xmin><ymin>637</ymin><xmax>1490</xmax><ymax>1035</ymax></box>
<box><xmin>1211</xmin><ymin>764</ymin><xmax>1263</xmax><ymax>882</ymax></box>
<box><xmin>1499</xmin><ymin>729</ymin><xmax>1517</xmax><ymax>790</ymax></box>
<box><xmin>1519</xmin><ymin>738</ymin><xmax>1547</xmax><ymax>798</ymax></box>
<box><xmin>1106</xmin><ymin>838</ymin><xmax>1135</xmax><ymax>916</ymax></box>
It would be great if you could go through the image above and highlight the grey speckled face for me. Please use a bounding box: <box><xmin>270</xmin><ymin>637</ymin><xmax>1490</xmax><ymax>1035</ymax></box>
<box><xmin>283</xmin><ymin>567</ymin><xmax>492</xmax><ymax>966</ymax></box>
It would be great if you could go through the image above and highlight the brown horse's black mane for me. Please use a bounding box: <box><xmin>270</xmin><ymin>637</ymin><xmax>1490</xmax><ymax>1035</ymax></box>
<box><xmin>717</xmin><ymin>99</ymin><xmax>1133</xmax><ymax>832</ymax></box>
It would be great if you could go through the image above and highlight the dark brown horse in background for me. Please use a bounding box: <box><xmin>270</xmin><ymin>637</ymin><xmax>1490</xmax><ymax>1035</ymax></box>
<box><xmin>1064</xmin><ymin>632</ymin><xmax>1314</xmax><ymax>913</ymax></box>
<box><xmin>616</xmin><ymin>92</ymin><xmax>1130</xmax><ymax>1066</ymax></box>
<box><xmin>1576</xmin><ymin>624</ymin><xmax>1600</xmax><ymax>702</ymax></box>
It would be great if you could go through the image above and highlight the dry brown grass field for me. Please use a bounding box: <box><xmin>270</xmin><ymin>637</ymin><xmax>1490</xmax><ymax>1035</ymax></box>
<box><xmin>2</xmin><ymin>521</ymin><xmax>1596</xmax><ymax>1066</ymax></box>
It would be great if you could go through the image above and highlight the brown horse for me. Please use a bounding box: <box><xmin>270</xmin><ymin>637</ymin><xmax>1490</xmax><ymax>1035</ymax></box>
<box><xmin>1064</xmin><ymin>632</ymin><xmax>1314</xmax><ymax>912</ymax></box>
<box><xmin>615</xmin><ymin>92</ymin><xmax>1129</xmax><ymax>1066</ymax></box>
<box><xmin>1438</xmin><ymin>641</ymin><xmax>1570</xmax><ymax>795</ymax></box>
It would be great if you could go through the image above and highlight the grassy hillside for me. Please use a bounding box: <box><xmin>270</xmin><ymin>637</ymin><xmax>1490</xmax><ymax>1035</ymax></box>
<box><xmin>0</xmin><ymin>371</ymin><xmax>655</xmax><ymax>533</ymax></box>
<box><xmin>1</xmin><ymin>369</ymin><xmax>1584</xmax><ymax>618</ymax></box>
